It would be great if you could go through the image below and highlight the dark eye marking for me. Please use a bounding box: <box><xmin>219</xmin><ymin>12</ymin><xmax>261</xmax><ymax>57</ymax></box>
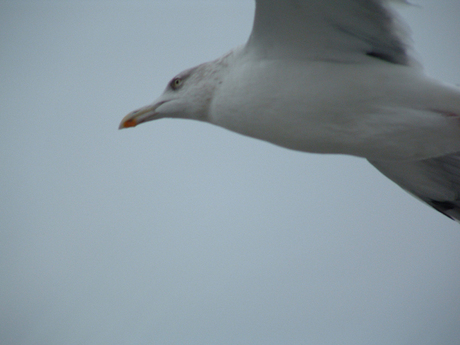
<box><xmin>170</xmin><ymin>77</ymin><xmax>183</xmax><ymax>90</ymax></box>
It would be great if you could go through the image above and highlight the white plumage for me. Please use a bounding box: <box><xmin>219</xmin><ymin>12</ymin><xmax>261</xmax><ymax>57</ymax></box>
<box><xmin>120</xmin><ymin>0</ymin><xmax>460</xmax><ymax>222</ymax></box>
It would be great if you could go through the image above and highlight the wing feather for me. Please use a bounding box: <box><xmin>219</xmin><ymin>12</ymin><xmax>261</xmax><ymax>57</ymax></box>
<box><xmin>370</xmin><ymin>154</ymin><xmax>460</xmax><ymax>222</ymax></box>
<box><xmin>246</xmin><ymin>0</ymin><xmax>416</xmax><ymax>65</ymax></box>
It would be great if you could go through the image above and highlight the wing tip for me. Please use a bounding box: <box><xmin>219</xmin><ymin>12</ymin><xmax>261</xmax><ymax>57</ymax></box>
<box><xmin>428</xmin><ymin>200</ymin><xmax>459</xmax><ymax>222</ymax></box>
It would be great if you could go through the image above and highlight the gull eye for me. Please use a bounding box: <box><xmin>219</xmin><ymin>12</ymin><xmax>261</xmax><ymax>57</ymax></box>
<box><xmin>170</xmin><ymin>77</ymin><xmax>183</xmax><ymax>90</ymax></box>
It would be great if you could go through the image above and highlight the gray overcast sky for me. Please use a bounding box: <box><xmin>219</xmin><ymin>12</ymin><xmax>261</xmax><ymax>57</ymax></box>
<box><xmin>1</xmin><ymin>1</ymin><xmax>460</xmax><ymax>344</ymax></box>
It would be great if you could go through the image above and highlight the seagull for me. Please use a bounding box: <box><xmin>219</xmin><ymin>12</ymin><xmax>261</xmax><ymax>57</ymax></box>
<box><xmin>120</xmin><ymin>0</ymin><xmax>460</xmax><ymax>222</ymax></box>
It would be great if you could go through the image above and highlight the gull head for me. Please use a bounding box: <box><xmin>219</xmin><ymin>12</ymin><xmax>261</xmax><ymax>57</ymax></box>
<box><xmin>119</xmin><ymin>61</ymin><xmax>224</xmax><ymax>129</ymax></box>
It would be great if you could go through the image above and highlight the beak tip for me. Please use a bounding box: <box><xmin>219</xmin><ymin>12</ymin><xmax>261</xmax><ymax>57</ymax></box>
<box><xmin>118</xmin><ymin>119</ymin><xmax>137</xmax><ymax>130</ymax></box>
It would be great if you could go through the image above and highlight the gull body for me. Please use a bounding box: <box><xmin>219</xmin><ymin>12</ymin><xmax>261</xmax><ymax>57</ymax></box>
<box><xmin>120</xmin><ymin>0</ymin><xmax>460</xmax><ymax>222</ymax></box>
<box><xmin>210</xmin><ymin>48</ymin><xmax>460</xmax><ymax>161</ymax></box>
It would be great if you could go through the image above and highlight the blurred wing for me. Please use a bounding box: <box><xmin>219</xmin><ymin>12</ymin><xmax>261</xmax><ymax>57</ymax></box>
<box><xmin>370</xmin><ymin>154</ymin><xmax>460</xmax><ymax>222</ymax></box>
<box><xmin>246</xmin><ymin>0</ymin><xmax>415</xmax><ymax>65</ymax></box>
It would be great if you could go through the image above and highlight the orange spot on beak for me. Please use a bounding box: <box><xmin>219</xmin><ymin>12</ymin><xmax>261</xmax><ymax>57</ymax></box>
<box><xmin>122</xmin><ymin>119</ymin><xmax>137</xmax><ymax>128</ymax></box>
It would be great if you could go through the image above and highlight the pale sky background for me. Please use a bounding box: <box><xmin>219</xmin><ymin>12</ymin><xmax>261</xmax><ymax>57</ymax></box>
<box><xmin>1</xmin><ymin>1</ymin><xmax>460</xmax><ymax>344</ymax></box>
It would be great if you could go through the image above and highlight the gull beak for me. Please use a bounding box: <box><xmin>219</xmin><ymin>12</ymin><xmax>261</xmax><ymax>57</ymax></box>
<box><xmin>119</xmin><ymin>101</ymin><xmax>165</xmax><ymax>129</ymax></box>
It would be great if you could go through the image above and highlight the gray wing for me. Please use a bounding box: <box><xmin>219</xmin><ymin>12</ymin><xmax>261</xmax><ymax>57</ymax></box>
<box><xmin>370</xmin><ymin>154</ymin><xmax>460</xmax><ymax>222</ymax></box>
<box><xmin>246</xmin><ymin>0</ymin><xmax>416</xmax><ymax>65</ymax></box>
